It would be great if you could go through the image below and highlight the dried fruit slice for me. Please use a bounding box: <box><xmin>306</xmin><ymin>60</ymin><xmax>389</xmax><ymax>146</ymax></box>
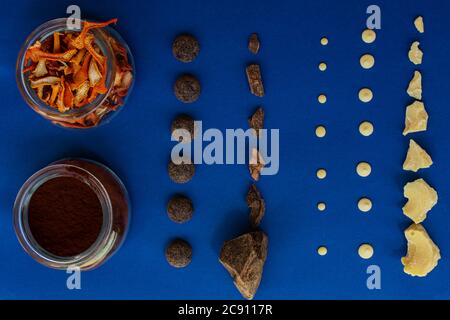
<box><xmin>402</xmin><ymin>178</ymin><xmax>438</xmax><ymax>223</ymax></box>
<box><xmin>403</xmin><ymin>101</ymin><xmax>428</xmax><ymax>136</ymax></box>
<box><xmin>407</xmin><ymin>71</ymin><xmax>422</xmax><ymax>100</ymax></box>
<box><xmin>219</xmin><ymin>231</ymin><xmax>268</xmax><ymax>300</ymax></box>
<box><xmin>414</xmin><ymin>16</ymin><xmax>424</xmax><ymax>33</ymax></box>
<box><xmin>401</xmin><ymin>224</ymin><xmax>440</xmax><ymax>277</ymax></box>
<box><xmin>33</xmin><ymin>59</ymin><xmax>48</xmax><ymax>77</ymax></box>
<box><xmin>403</xmin><ymin>139</ymin><xmax>433</xmax><ymax>172</ymax></box>
<box><xmin>408</xmin><ymin>41</ymin><xmax>423</xmax><ymax>65</ymax></box>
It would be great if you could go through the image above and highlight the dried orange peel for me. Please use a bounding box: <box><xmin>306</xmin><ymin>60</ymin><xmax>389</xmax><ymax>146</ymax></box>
<box><xmin>23</xmin><ymin>18</ymin><xmax>132</xmax><ymax>128</ymax></box>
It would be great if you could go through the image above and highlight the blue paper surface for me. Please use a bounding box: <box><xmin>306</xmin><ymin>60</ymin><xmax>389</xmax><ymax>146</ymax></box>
<box><xmin>0</xmin><ymin>0</ymin><xmax>449</xmax><ymax>299</ymax></box>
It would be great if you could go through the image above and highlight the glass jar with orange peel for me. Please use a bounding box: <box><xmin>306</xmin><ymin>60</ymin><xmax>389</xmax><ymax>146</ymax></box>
<box><xmin>16</xmin><ymin>18</ymin><xmax>134</xmax><ymax>129</ymax></box>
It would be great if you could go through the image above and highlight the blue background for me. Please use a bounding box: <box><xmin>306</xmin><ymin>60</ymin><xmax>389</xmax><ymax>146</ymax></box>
<box><xmin>0</xmin><ymin>0</ymin><xmax>449</xmax><ymax>300</ymax></box>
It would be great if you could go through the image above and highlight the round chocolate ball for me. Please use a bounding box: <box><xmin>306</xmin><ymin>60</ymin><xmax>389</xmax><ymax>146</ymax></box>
<box><xmin>171</xmin><ymin>114</ymin><xmax>195</xmax><ymax>143</ymax></box>
<box><xmin>165</xmin><ymin>239</ymin><xmax>192</xmax><ymax>268</ymax></box>
<box><xmin>172</xmin><ymin>34</ymin><xmax>200</xmax><ymax>63</ymax></box>
<box><xmin>174</xmin><ymin>74</ymin><xmax>201</xmax><ymax>103</ymax></box>
<box><xmin>168</xmin><ymin>160</ymin><xmax>195</xmax><ymax>184</ymax></box>
<box><xmin>167</xmin><ymin>195</ymin><xmax>194</xmax><ymax>223</ymax></box>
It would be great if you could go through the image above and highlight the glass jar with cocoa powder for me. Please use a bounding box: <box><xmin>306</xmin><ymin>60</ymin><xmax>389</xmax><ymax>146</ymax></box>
<box><xmin>13</xmin><ymin>159</ymin><xmax>130</xmax><ymax>270</ymax></box>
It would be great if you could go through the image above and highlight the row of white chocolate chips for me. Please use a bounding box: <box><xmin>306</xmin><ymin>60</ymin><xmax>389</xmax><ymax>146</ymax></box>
<box><xmin>315</xmin><ymin>32</ymin><xmax>375</xmax><ymax>259</ymax></box>
<box><xmin>400</xmin><ymin>17</ymin><xmax>441</xmax><ymax>278</ymax></box>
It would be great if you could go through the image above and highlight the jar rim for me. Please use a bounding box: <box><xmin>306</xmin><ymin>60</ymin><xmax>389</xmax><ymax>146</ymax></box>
<box><xmin>16</xmin><ymin>18</ymin><xmax>116</xmax><ymax>122</ymax></box>
<box><xmin>13</xmin><ymin>161</ymin><xmax>114</xmax><ymax>269</ymax></box>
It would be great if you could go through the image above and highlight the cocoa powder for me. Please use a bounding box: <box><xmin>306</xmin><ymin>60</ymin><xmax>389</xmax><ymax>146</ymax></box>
<box><xmin>28</xmin><ymin>177</ymin><xmax>103</xmax><ymax>257</ymax></box>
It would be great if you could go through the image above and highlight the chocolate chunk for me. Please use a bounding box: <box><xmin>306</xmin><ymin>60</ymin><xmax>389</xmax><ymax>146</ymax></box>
<box><xmin>171</xmin><ymin>114</ymin><xmax>196</xmax><ymax>143</ymax></box>
<box><xmin>246</xmin><ymin>64</ymin><xmax>264</xmax><ymax>97</ymax></box>
<box><xmin>174</xmin><ymin>74</ymin><xmax>201</xmax><ymax>103</ymax></box>
<box><xmin>219</xmin><ymin>231</ymin><xmax>268</xmax><ymax>300</ymax></box>
<box><xmin>166</xmin><ymin>239</ymin><xmax>192</xmax><ymax>268</ymax></box>
<box><xmin>248</xmin><ymin>107</ymin><xmax>264</xmax><ymax>136</ymax></box>
<box><xmin>246</xmin><ymin>184</ymin><xmax>265</xmax><ymax>227</ymax></box>
<box><xmin>248</xmin><ymin>33</ymin><xmax>260</xmax><ymax>54</ymax></box>
<box><xmin>172</xmin><ymin>34</ymin><xmax>200</xmax><ymax>63</ymax></box>
<box><xmin>167</xmin><ymin>195</ymin><xmax>194</xmax><ymax>223</ymax></box>
<box><xmin>249</xmin><ymin>148</ymin><xmax>265</xmax><ymax>181</ymax></box>
<box><xmin>168</xmin><ymin>160</ymin><xmax>195</xmax><ymax>183</ymax></box>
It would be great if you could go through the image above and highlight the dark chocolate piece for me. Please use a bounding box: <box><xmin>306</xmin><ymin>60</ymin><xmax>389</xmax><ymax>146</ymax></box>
<box><xmin>249</xmin><ymin>148</ymin><xmax>265</xmax><ymax>181</ymax></box>
<box><xmin>246</xmin><ymin>184</ymin><xmax>265</xmax><ymax>227</ymax></box>
<box><xmin>219</xmin><ymin>231</ymin><xmax>268</xmax><ymax>300</ymax></box>
<box><xmin>248</xmin><ymin>33</ymin><xmax>260</xmax><ymax>54</ymax></box>
<box><xmin>246</xmin><ymin>64</ymin><xmax>264</xmax><ymax>97</ymax></box>
<box><xmin>248</xmin><ymin>107</ymin><xmax>264</xmax><ymax>136</ymax></box>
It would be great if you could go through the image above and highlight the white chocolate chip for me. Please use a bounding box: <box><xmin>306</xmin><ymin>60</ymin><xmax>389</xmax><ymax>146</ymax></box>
<box><xmin>360</xmin><ymin>54</ymin><xmax>375</xmax><ymax>69</ymax></box>
<box><xmin>317</xmin><ymin>202</ymin><xmax>326</xmax><ymax>211</ymax></box>
<box><xmin>315</xmin><ymin>125</ymin><xmax>326</xmax><ymax>138</ymax></box>
<box><xmin>407</xmin><ymin>71</ymin><xmax>422</xmax><ymax>100</ymax></box>
<box><xmin>359</xmin><ymin>121</ymin><xmax>374</xmax><ymax>136</ymax></box>
<box><xmin>358</xmin><ymin>244</ymin><xmax>374</xmax><ymax>259</ymax></box>
<box><xmin>358</xmin><ymin>198</ymin><xmax>372</xmax><ymax>212</ymax></box>
<box><xmin>356</xmin><ymin>162</ymin><xmax>372</xmax><ymax>177</ymax></box>
<box><xmin>414</xmin><ymin>16</ymin><xmax>424</xmax><ymax>33</ymax></box>
<box><xmin>316</xmin><ymin>168</ymin><xmax>327</xmax><ymax>179</ymax></box>
<box><xmin>362</xmin><ymin>29</ymin><xmax>376</xmax><ymax>43</ymax></box>
<box><xmin>403</xmin><ymin>101</ymin><xmax>428</xmax><ymax>136</ymax></box>
<box><xmin>359</xmin><ymin>88</ymin><xmax>373</xmax><ymax>103</ymax></box>
<box><xmin>317</xmin><ymin>246</ymin><xmax>328</xmax><ymax>256</ymax></box>
<box><xmin>318</xmin><ymin>94</ymin><xmax>327</xmax><ymax>104</ymax></box>
<box><xmin>408</xmin><ymin>41</ymin><xmax>423</xmax><ymax>65</ymax></box>
<box><xmin>402</xmin><ymin>223</ymin><xmax>440</xmax><ymax>277</ymax></box>
<box><xmin>402</xmin><ymin>178</ymin><xmax>438</xmax><ymax>224</ymax></box>
<box><xmin>319</xmin><ymin>62</ymin><xmax>327</xmax><ymax>71</ymax></box>
<box><xmin>403</xmin><ymin>139</ymin><xmax>433</xmax><ymax>172</ymax></box>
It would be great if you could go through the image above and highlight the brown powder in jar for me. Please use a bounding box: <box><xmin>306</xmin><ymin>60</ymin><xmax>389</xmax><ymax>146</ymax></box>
<box><xmin>28</xmin><ymin>177</ymin><xmax>103</xmax><ymax>257</ymax></box>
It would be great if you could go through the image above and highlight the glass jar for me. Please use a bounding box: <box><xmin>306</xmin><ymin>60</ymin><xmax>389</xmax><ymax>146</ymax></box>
<box><xmin>13</xmin><ymin>158</ymin><xmax>130</xmax><ymax>270</ymax></box>
<box><xmin>16</xmin><ymin>18</ymin><xmax>135</xmax><ymax>128</ymax></box>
